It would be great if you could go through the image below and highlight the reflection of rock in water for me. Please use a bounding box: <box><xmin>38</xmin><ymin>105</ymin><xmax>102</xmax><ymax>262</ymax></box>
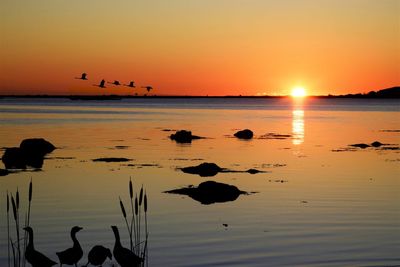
<box><xmin>164</xmin><ymin>181</ymin><xmax>249</xmax><ymax>205</ymax></box>
<box><xmin>92</xmin><ymin>157</ymin><xmax>132</xmax><ymax>162</ymax></box>
<box><xmin>180</xmin><ymin>162</ymin><xmax>266</xmax><ymax>177</ymax></box>
<box><xmin>2</xmin><ymin>138</ymin><xmax>56</xmax><ymax>169</ymax></box>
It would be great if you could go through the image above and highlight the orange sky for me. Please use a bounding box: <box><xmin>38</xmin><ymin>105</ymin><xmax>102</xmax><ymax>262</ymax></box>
<box><xmin>0</xmin><ymin>0</ymin><xmax>399</xmax><ymax>96</ymax></box>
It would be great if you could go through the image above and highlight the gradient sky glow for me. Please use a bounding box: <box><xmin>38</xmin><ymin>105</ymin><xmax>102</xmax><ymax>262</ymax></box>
<box><xmin>1</xmin><ymin>0</ymin><xmax>399</xmax><ymax>95</ymax></box>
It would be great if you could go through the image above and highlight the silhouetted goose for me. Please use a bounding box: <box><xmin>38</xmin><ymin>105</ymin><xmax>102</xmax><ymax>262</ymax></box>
<box><xmin>83</xmin><ymin>245</ymin><xmax>112</xmax><ymax>267</ymax></box>
<box><xmin>142</xmin><ymin>86</ymin><xmax>153</xmax><ymax>92</ymax></box>
<box><xmin>124</xmin><ymin>81</ymin><xmax>136</xmax><ymax>88</ymax></box>
<box><xmin>108</xmin><ymin>80</ymin><xmax>121</xmax><ymax>86</ymax></box>
<box><xmin>23</xmin><ymin>227</ymin><xmax>57</xmax><ymax>267</ymax></box>
<box><xmin>111</xmin><ymin>226</ymin><xmax>143</xmax><ymax>267</ymax></box>
<box><xmin>75</xmin><ymin>73</ymin><xmax>87</xmax><ymax>80</ymax></box>
<box><xmin>93</xmin><ymin>79</ymin><xmax>106</xmax><ymax>88</ymax></box>
<box><xmin>56</xmin><ymin>226</ymin><xmax>83</xmax><ymax>267</ymax></box>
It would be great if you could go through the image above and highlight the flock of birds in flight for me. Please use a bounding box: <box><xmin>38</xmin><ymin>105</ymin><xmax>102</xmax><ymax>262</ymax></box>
<box><xmin>75</xmin><ymin>73</ymin><xmax>154</xmax><ymax>93</ymax></box>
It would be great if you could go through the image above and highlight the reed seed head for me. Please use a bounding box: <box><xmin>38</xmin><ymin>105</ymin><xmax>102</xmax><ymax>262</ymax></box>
<box><xmin>7</xmin><ymin>191</ymin><xmax>9</xmax><ymax>212</ymax></box>
<box><xmin>139</xmin><ymin>186</ymin><xmax>143</xmax><ymax>206</ymax></box>
<box><xmin>135</xmin><ymin>196</ymin><xmax>138</xmax><ymax>215</ymax></box>
<box><xmin>129</xmin><ymin>178</ymin><xmax>133</xmax><ymax>199</ymax></box>
<box><xmin>16</xmin><ymin>189</ymin><xmax>19</xmax><ymax>209</ymax></box>
<box><xmin>11</xmin><ymin>196</ymin><xmax>17</xmax><ymax>221</ymax></box>
<box><xmin>29</xmin><ymin>178</ymin><xmax>33</xmax><ymax>202</ymax></box>
<box><xmin>144</xmin><ymin>193</ymin><xmax>148</xmax><ymax>213</ymax></box>
<box><xmin>119</xmin><ymin>197</ymin><xmax>127</xmax><ymax>218</ymax></box>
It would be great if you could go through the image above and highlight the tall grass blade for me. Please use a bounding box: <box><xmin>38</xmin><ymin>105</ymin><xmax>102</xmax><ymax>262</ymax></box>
<box><xmin>7</xmin><ymin>192</ymin><xmax>10</xmax><ymax>267</ymax></box>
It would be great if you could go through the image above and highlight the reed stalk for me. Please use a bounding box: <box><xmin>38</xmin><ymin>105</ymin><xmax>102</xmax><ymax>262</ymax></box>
<box><xmin>129</xmin><ymin>177</ymin><xmax>136</xmax><ymax>251</ymax></box>
<box><xmin>134</xmin><ymin>195</ymin><xmax>139</xmax><ymax>254</ymax></box>
<box><xmin>138</xmin><ymin>186</ymin><xmax>143</xmax><ymax>253</ymax></box>
<box><xmin>7</xmin><ymin>191</ymin><xmax>10</xmax><ymax>267</ymax></box>
<box><xmin>119</xmin><ymin>197</ymin><xmax>132</xmax><ymax>250</ymax></box>
<box><xmin>16</xmin><ymin>189</ymin><xmax>20</xmax><ymax>267</ymax></box>
<box><xmin>11</xmin><ymin>239</ymin><xmax>16</xmax><ymax>267</ymax></box>
<box><xmin>22</xmin><ymin>178</ymin><xmax>32</xmax><ymax>267</ymax></box>
<box><xmin>144</xmin><ymin>192</ymin><xmax>148</xmax><ymax>267</ymax></box>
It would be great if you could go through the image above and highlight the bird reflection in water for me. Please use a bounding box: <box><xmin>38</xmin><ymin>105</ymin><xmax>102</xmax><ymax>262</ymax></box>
<box><xmin>292</xmin><ymin>109</ymin><xmax>304</xmax><ymax>145</ymax></box>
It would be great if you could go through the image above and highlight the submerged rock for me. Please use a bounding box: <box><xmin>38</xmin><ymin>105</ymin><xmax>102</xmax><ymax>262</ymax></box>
<box><xmin>349</xmin><ymin>143</ymin><xmax>370</xmax><ymax>149</ymax></box>
<box><xmin>92</xmin><ymin>157</ymin><xmax>132</xmax><ymax>162</ymax></box>
<box><xmin>181</xmin><ymin>162</ymin><xmax>223</xmax><ymax>177</ymax></box>
<box><xmin>169</xmin><ymin>130</ymin><xmax>203</xmax><ymax>143</ymax></box>
<box><xmin>371</xmin><ymin>141</ymin><xmax>383</xmax><ymax>147</ymax></box>
<box><xmin>164</xmin><ymin>181</ymin><xmax>248</xmax><ymax>205</ymax></box>
<box><xmin>2</xmin><ymin>138</ymin><xmax>56</xmax><ymax>169</ymax></box>
<box><xmin>0</xmin><ymin>169</ymin><xmax>9</xmax><ymax>176</ymax></box>
<box><xmin>234</xmin><ymin>129</ymin><xmax>253</xmax><ymax>140</ymax></box>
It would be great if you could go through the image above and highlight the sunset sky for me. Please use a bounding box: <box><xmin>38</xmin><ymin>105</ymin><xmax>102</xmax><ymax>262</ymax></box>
<box><xmin>1</xmin><ymin>0</ymin><xmax>399</xmax><ymax>96</ymax></box>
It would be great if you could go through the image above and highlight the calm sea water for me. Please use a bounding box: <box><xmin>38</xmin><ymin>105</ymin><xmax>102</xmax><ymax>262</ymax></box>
<box><xmin>0</xmin><ymin>97</ymin><xmax>399</xmax><ymax>267</ymax></box>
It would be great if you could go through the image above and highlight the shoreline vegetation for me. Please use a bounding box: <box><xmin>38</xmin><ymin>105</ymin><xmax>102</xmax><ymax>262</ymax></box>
<box><xmin>0</xmin><ymin>87</ymin><xmax>398</xmax><ymax>99</ymax></box>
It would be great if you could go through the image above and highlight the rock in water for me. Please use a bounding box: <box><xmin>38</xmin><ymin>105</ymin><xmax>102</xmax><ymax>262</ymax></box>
<box><xmin>170</xmin><ymin>130</ymin><xmax>203</xmax><ymax>143</ymax></box>
<box><xmin>180</xmin><ymin>162</ymin><xmax>223</xmax><ymax>177</ymax></box>
<box><xmin>165</xmin><ymin>181</ymin><xmax>248</xmax><ymax>205</ymax></box>
<box><xmin>1</xmin><ymin>138</ymin><xmax>55</xmax><ymax>169</ymax></box>
<box><xmin>234</xmin><ymin>129</ymin><xmax>253</xmax><ymax>139</ymax></box>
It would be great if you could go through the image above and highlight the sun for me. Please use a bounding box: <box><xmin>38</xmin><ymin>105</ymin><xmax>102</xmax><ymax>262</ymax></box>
<box><xmin>291</xmin><ymin>86</ymin><xmax>307</xmax><ymax>98</ymax></box>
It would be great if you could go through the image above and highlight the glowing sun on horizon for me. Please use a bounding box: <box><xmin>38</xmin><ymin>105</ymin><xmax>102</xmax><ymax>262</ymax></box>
<box><xmin>291</xmin><ymin>86</ymin><xmax>307</xmax><ymax>98</ymax></box>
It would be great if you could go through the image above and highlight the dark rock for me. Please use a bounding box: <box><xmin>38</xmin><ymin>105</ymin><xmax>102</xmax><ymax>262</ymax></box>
<box><xmin>180</xmin><ymin>162</ymin><xmax>223</xmax><ymax>177</ymax></box>
<box><xmin>2</xmin><ymin>138</ymin><xmax>55</xmax><ymax>169</ymax></box>
<box><xmin>92</xmin><ymin>158</ymin><xmax>132</xmax><ymax>162</ymax></box>
<box><xmin>19</xmin><ymin>138</ymin><xmax>56</xmax><ymax>156</ymax></box>
<box><xmin>349</xmin><ymin>143</ymin><xmax>370</xmax><ymax>149</ymax></box>
<box><xmin>234</xmin><ymin>129</ymin><xmax>253</xmax><ymax>139</ymax></box>
<box><xmin>0</xmin><ymin>169</ymin><xmax>9</xmax><ymax>176</ymax></box>
<box><xmin>371</xmin><ymin>141</ymin><xmax>383</xmax><ymax>147</ymax></box>
<box><xmin>170</xmin><ymin>130</ymin><xmax>203</xmax><ymax>143</ymax></box>
<box><xmin>164</xmin><ymin>181</ymin><xmax>248</xmax><ymax>205</ymax></box>
<box><xmin>246</xmin><ymin>168</ymin><xmax>264</xmax><ymax>174</ymax></box>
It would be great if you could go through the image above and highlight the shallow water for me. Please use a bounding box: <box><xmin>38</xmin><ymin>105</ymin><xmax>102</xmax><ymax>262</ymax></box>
<box><xmin>0</xmin><ymin>97</ymin><xmax>399</xmax><ymax>266</ymax></box>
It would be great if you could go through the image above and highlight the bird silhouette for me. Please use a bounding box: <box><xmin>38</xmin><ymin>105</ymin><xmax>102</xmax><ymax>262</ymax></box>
<box><xmin>82</xmin><ymin>245</ymin><xmax>112</xmax><ymax>267</ymax></box>
<box><xmin>56</xmin><ymin>226</ymin><xmax>83</xmax><ymax>267</ymax></box>
<box><xmin>23</xmin><ymin>227</ymin><xmax>57</xmax><ymax>267</ymax></box>
<box><xmin>142</xmin><ymin>86</ymin><xmax>153</xmax><ymax>92</ymax></box>
<box><xmin>111</xmin><ymin>226</ymin><xmax>143</xmax><ymax>267</ymax></box>
<box><xmin>75</xmin><ymin>73</ymin><xmax>88</xmax><ymax>80</ymax></box>
<box><xmin>124</xmin><ymin>81</ymin><xmax>136</xmax><ymax>88</ymax></box>
<box><xmin>108</xmin><ymin>80</ymin><xmax>121</xmax><ymax>86</ymax></box>
<box><xmin>93</xmin><ymin>79</ymin><xmax>106</xmax><ymax>88</ymax></box>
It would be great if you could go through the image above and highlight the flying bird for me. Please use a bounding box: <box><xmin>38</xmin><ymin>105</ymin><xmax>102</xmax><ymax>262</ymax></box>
<box><xmin>23</xmin><ymin>227</ymin><xmax>57</xmax><ymax>267</ymax></box>
<box><xmin>142</xmin><ymin>86</ymin><xmax>153</xmax><ymax>92</ymax></box>
<box><xmin>124</xmin><ymin>81</ymin><xmax>136</xmax><ymax>88</ymax></box>
<box><xmin>75</xmin><ymin>73</ymin><xmax>88</xmax><ymax>80</ymax></box>
<box><xmin>93</xmin><ymin>79</ymin><xmax>106</xmax><ymax>88</ymax></box>
<box><xmin>56</xmin><ymin>226</ymin><xmax>84</xmax><ymax>267</ymax></box>
<box><xmin>108</xmin><ymin>80</ymin><xmax>121</xmax><ymax>86</ymax></box>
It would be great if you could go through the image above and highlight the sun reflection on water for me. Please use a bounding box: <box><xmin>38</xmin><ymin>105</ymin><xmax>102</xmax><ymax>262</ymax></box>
<box><xmin>292</xmin><ymin>109</ymin><xmax>304</xmax><ymax>145</ymax></box>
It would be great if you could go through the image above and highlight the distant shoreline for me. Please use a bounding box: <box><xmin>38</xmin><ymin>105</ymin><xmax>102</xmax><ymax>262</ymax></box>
<box><xmin>0</xmin><ymin>86</ymin><xmax>398</xmax><ymax>99</ymax></box>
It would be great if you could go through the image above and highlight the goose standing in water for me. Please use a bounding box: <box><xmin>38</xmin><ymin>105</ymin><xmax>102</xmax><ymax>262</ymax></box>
<box><xmin>93</xmin><ymin>79</ymin><xmax>106</xmax><ymax>88</ymax></box>
<box><xmin>124</xmin><ymin>81</ymin><xmax>136</xmax><ymax>88</ymax></box>
<box><xmin>111</xmin><ymin>226</ymin><xmax>143</xmax><ymax>267</ymax></box>
<box><xmin>56</xmin><ymin>226</ymin><xmax>83</xmax><ymax>267</ymax></box>
<box><xmin>23</xmin><ymin>226</ymin><xmax>57</xmax><ymax>267</ymax></box>
<box><xmin>83</xmin><ymin>245</ymin><xmax>112</xmax><ymax>267</ymax></box>
<box><xmin>75</xmin><ymin>73</ymin><xmax>88</xmax><ymax>80</ymax></box>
